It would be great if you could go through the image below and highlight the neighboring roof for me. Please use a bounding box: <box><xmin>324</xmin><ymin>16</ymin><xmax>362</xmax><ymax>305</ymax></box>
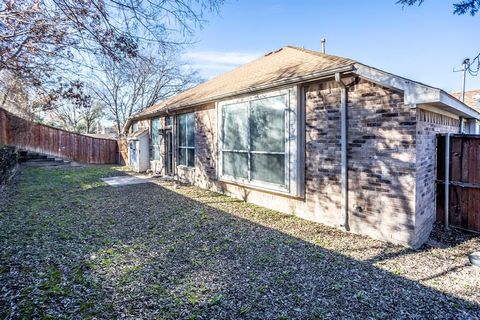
<box><xmin>85</xmin><ymin>133</ymin><xmax>117</xmax><ymax>140</ymax></box>
<box><xmin>131</xmin><ymin>46</ymin><xmax>356</xmax><ymax>119</ymax></box>
<box><xmin>126</xmin><ymin>45</ymin><xmax>480</xmax><ymax>131</ymax></box>
<box><xmin>451</xmin><ymin>89</ymin><xmax>480</xmax><ymax>112</ymax></box>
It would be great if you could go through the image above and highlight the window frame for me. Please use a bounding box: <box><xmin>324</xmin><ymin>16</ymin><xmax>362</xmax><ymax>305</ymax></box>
<box><xmin>176</xmin><ymin>112</ymin><xmax>195</xmax><ymax>168</ymax></box>
<box><xmin>217</xmin><ymin>87</ymin><xmax>301</xmax><ymax>196</ymax></box>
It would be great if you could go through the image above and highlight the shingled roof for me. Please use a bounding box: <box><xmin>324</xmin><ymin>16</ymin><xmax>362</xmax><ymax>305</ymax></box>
<box><xmin>131</xmin><ymin>46</ymin><xmax>356</xmax><ymax>119</ymax></box>
<box><xmin>126</xmin><ymin>45</ymin><xmax>480</xmax><ymax>132</ymax></box>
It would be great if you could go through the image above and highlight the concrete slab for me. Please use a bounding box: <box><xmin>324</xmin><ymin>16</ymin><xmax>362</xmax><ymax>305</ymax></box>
<box><xmin>101</xmin><ymin>175</ymin><xmax>154</xmax><ymax>187</ymax></box>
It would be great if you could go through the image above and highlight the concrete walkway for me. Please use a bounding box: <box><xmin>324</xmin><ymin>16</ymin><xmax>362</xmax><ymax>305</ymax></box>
<box><xmin>101</xmin><ymin>175</ymin><xmax>155</xmax><ymax>186</ymax></box>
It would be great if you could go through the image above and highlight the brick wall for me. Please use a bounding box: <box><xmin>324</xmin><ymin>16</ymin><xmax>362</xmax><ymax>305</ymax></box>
<box><xmin>415</xmin><ymin>109</ymin><xmax>459</xmax><ymax>245</ymax></box>
<box><xmin>140</xmin><ymin>79</ymin><xmax>461</xmax><ymax>248</ymax></box>
<box><xmin>175</xmin><ymin>104</ymin><xmax>217</xmax><ymax>186</ymax></box>
<box><xmin>304</xmin><ymin>80</ymin><xmax>344</xmax><ymax>227</ymax></box>
<box><xmin>304</xmin><ymin>78</ymin><xmax>418</xmax><ymax>245</ymax></box>
<box><xmin>193</xmin><ymin>104</ymin><xmax>217</xmax><ymax>189</ymax></box>
<box><xmin>185</xmin><ymin>78</ymin><xmax>423</xmax><ymax>246</ymax></box>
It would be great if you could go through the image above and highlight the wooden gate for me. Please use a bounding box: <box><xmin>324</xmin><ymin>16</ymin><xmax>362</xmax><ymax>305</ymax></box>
<box><xmin>437</xmin><ymin>134</ymin><xmax>480</xmax><ymax>233</ymax></box>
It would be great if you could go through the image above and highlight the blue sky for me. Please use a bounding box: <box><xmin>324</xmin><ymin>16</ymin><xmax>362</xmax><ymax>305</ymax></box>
<box><xmin>182</xmin><ymin>0</ymin><xmax>480</xmax><ymax>92</ymax></box>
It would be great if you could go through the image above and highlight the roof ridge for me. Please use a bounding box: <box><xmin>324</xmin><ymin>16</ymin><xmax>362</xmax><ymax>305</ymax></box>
<box><xmin>284</xmin><ymin>45</ymin><xmax>356</xmax><ymax>64</ymax></box>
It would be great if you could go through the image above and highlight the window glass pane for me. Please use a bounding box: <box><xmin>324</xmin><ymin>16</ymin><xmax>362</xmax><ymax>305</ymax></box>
<box><xmin>178</xmin><ymin>115</ymin><xmax>186</xmax><ymax>147</ymax></box>
<box><xmin>178</xmin><ymin>148</ymin><xmax>187</xmax><ymax>166</ymax></box>
<box><xmin>222</xmin><ymin>151</ymin><xmax>248</xmax><ymax>179</ymax></box>
<box><xmin>178</xmin><ymin>113</ymin><xmax>195</xmax><ymax>167</ymax></box>
<box><xmin>251</xmin><ymin>153</ymin><xmax>285</xmax><ymax>185</ymax></box>
<box><xmin>223</xmin><ymin>102</ymin><xmax>248</xmax><ymax>150</ymax></box>
<box><xmin>187</xmin><ymin>148</ymin><xmax>195</xmax><ymax>167</ymax></box>
<box><xmin>151</xmin><ymin>118</ymin><xmax>160</xmax><ymax>145</ymax></box>
<box><xmin>250</xmin><ymin>95</ymin><xmax>286</xmax><ymax>152</ymax></box>
<box><xmin>166</xmin><ymin>116</ymin><xmax>173</xmax><ymax>126</ymax></box>
<box><xmin>187</xmin><ymin>113</ymin><xmax>195</xmax><ymax>147</ymax></box>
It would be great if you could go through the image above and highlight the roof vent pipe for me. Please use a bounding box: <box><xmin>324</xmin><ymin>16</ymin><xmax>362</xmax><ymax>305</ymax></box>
<box><xmin>321</xmin><ymin>38</ymin><xmax>326</xmax><ymax>54</ymax></box>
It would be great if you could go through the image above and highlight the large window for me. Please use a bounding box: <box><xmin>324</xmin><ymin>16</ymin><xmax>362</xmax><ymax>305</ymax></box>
<box><xmin>151</xmin><ymin>117</ymin><xmax>161</xmax><ymax>161</ymax></box>
<box><xmin>219</xmin><ymin>88</ymin><xmax>301</xmax><ymax>194</ymax></box>
<box><xmin>177</xmin><ymin>113</ymin><xmax>195</xmax><ymax>167</ymax></box>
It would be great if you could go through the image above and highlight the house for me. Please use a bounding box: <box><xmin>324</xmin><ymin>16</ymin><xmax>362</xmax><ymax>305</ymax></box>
<box><xmin>124</xmin><ymin>46</ymin><xmax>480</xmax><ymax>248</ymax></box>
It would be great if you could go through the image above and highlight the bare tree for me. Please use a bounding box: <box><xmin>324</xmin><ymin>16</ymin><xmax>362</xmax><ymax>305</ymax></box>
<box><xmin>82</xmin><ymin>101</ymin><xmax>104</xmax><ymax>134</ymax></box>
<box><xmin>36</xmin><ymin>80</ymin><xmax>104</xmax><ymax>133</ymax></box>
<box><xmin>0</xmin><ymin>0</ymin><xmax>223</xmax><ymax>77</ymax></box>
<box><xmin>0</xmin><ymin>0</ymin><xmax>223</xmax><ymax>120</ymax></box>
<box><xmin>93</xmin><ymin>52</ymin><xmax>201</xmax><ymax>134</ymax></box>
<box><xmin>0</xmin><ymin>71</ymin><xmax>42</xmax><ymax>120</ymax></box>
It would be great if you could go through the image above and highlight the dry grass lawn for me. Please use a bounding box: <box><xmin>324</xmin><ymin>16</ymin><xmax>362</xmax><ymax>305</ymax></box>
<box><xmin>0</xmin><ymin>165</ymin><xmax>479</xmax><ymax>319</ymax></box>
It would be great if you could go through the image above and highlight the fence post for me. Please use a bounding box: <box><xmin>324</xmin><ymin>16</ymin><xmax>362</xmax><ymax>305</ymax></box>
<box><xmin>444</xmin><ymin>133</ymin><xmax>450</xmax><ymax>229</ymax></box>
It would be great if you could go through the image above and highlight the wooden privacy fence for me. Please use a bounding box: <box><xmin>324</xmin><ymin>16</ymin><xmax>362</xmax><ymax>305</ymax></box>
<box><xmin>437</xmin><ymin>134</ymin><xmax>480</xmax><ymax>233</ymax></box>
<box><xmin>0</xmin><ymin>108</ymin><xmax>119</xmax><ymax>164</ymax></box>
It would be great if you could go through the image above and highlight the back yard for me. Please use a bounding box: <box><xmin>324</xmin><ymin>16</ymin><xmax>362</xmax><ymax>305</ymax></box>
<box><xmin>0</xmin><ymin>165</ymin><xmax>479</xmax><ymax>319</ymax></box>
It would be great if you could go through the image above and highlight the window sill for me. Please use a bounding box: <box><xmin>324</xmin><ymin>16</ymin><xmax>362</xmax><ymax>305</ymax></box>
<box><xmin>218</xmin><ymin>177</ymin><xmax>303</xmax><ymax>199</ymax></box>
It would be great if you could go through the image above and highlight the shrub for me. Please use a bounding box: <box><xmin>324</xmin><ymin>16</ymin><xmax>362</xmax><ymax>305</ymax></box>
<box><xmin>0</xmin><ymin>145</ymin><xmax>18</xmax><ymax>186</ymax></box>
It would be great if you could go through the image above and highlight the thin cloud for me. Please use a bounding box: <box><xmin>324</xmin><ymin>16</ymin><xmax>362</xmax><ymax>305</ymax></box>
<box><xmin>188</xmin><ymin>64</ymin><xmax>235</xmax><ymax>71</ymax></box>
<box><xmin>182</xmin><ymin>50</ymin><xmax>262</xmax><ymax>79</ymax></box>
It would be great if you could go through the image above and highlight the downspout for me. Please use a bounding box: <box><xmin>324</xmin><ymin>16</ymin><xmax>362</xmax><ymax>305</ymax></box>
<box><xmin>335</xmin><ymin>72</ymin><xmax>349</xmax><ymax>231</ymax></box>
